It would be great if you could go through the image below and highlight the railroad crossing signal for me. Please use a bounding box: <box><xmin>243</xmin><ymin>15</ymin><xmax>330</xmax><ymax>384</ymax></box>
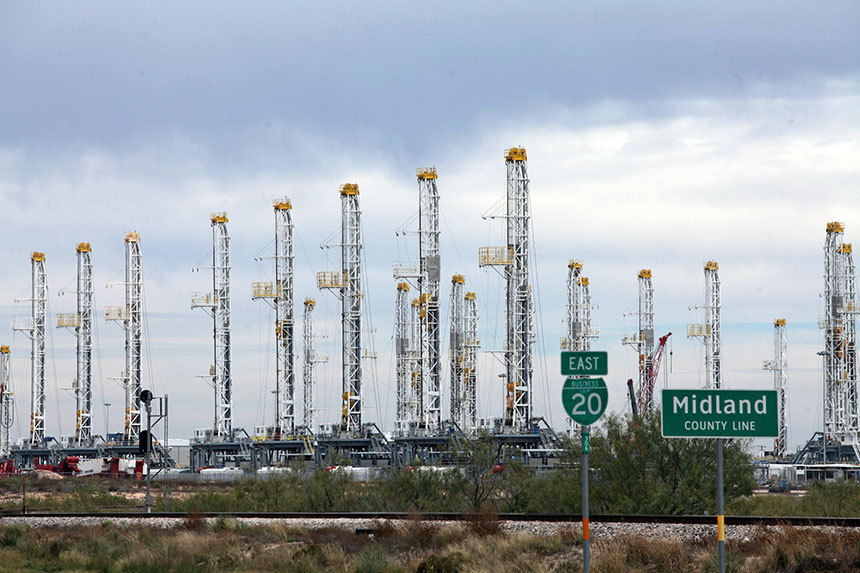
<box><xmin>562</xmin><ymin>377</ymin><xmax>608</xmax><ymax>426</ymax></box>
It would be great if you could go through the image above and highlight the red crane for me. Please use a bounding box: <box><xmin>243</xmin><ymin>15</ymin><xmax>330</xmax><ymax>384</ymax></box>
<box><xmin>637</xmin><ymin>332</ymin><xmax>672</xmax><ymax>413</ymax></box>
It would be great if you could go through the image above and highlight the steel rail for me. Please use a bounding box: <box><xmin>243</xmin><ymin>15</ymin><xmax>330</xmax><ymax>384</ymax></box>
<box><xmin>2</xmin><ymin>511</ymin><xmax>860</xmax><ymax>527</ymax></box>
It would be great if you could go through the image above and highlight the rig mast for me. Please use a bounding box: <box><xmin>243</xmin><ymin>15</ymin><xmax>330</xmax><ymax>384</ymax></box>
<box><xmin>105</xmin><ymin>233</ymin><xmax>143</xmax><ymax>441</ymax></box>
<box><xmin>394</xmin><ymin>282</ymin><xmax>412</xmax><ymax>423</ymax></box>
<box><xmin>58</xmin><ymin>243</ymin><xmax>94</xmax><ymax>444</ymax></box>
<box><xmin>688</xmin><ymin>261</ymin><xmax>721</xmax><ymax>389</ymax></box>
<box><xmin>563</xmin><ymin>261</ymin><xmax>599</xmax><ymax>352</ymax></box>
<box><xmin>13</xmin><ymin>252</ymin><xmax>47</xmax><ymax>446</ymax></box>
<box><xmin>252</xmin><ymin>199</ymin><xmax>295</xmax><ymax>436</ymax></box>
<box><xmin>0</xmin><ymin>346</ymin><xmax>14</xmax><ymax>456</ymax></box>
<box><xmin>318</xmin><ymin>183</ymin><xmax>363</xmax><ymax>432</ymax></box>
<box><xmin>417</xmin><ymin>167</ymin><xmax>441</xmax><ymax>431</ymax></box>
<box><xmin>479</xmin><ymin>147</ymin><xmax>534</xmax><ymax>430</ymax></box>
<box><xmin>463</xmin><ymin>291</ymin><xmax>479</xmax><ymax>432</ymax></box>
<box><xmin>823</xmin><ymin>222</ymin><xmax>858</xmax><ymax>447</ymax></box>
<box><xmin>192</xmin><ymin>214</ymin><xmax>233</xmax><ymax>439</ymax></box>
<box><xmin>622</xmin><ymin>270</ymin><xmax>654</xmax><ymax>411</ymax></box>
<box><xmin>301</xmin><ymin>298</ymin><xmax>327</xmax><ymax>432</ymax></box>
<box><xmin>449</xmin><ymin>275</ymin><xmax>465</xmax><ymax>427</ymax></box>
<box><xmin>763</xmin><ymin>318</ymin><xmax>789</xmax><ymax>458</ymax></box>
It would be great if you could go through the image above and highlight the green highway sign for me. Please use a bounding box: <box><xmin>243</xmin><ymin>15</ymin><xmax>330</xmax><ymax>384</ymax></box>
<box><xmin>561</xmin><ymin>351</ymin><xmax>608</xmax><ymax>376</ymax></box>
<box><xmin>582</xmin><ymin>432</ymin><xmax>591</xmax><ymax>454</ymax></box>
<box><xmin>562</xmin><ymin>378</ymin><xmax>609</xmax><ymax>426</ymax></box>
<box><xmin>661</xmin><ymin>389</ymin><xmax>779</xmax><ymax>438</ymax></box>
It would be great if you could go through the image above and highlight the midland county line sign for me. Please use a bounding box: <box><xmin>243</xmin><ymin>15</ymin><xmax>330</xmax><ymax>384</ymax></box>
<box><xmin>661</xmin><ymin>389</ymin><xmax>779</xmax><ymax>438</ymax></box>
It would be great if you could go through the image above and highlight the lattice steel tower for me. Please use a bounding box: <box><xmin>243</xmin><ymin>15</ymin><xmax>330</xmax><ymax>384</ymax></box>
<box><xmin>463</xmin><ymin>291</ymin><xmax>479</xmax><ymax>432</ymax></box>
<box><xmin>688</xmin><ymin>261</ymin><xmax>721</xmax><ymax>389</ymax></box>
<box><xmin>192</xmin><ymin>215</ymin><xmax>233</xmax><ymax>439</ymax></box>
<box><xmin>449</xmin><ymin>275</ymin><xmax>466</xmax><ymax>427</ymax></box>
<box><xmin>416</xmin><ymin>167</ymin><xmax>441</xmax><ymax>431</ymax></box>
<box><xmin>252</xmin><ymin>199</ymin><xmax>295</xmax><ymax>436</ymax></box>
<box><xmin>622</xmin><ymin>270</ymin><xmax>654</xmax><ymax>410</ymax></box>
<box><xmin>395</xmin><ymin>282</ymin><xmax>412</xmax><ymax>423</ymax></box>
<box><xmin>106</xmin><ymin>233</ymin><xmax>143</xmax><ymax>441</ymax></box>
<box><xmin>763</xmin><ymin>318</ymin><xmax>789</xmax><ymax>458</ymax></box>
<box><xmin>318</xmin><ymin>184</ymin><xmax>363</xmax><ymax>432</ymax></box>
<box><xmin>563</xmin><ymin>261</ymin><xmax>599</xmax><ymax>352</ymax></box>
<box><xmin>301</xmin><ymin>298</ymin><xmax>327</xmax><ymax>432</ymax></box>
<box><xmin>13</xmin><ymin>252</ymin><xmax>47</xmax><ymax>446</ymax></box>
<box><xmin>823</xmin><ymin>222</ymin><xmax>858</xmax><ymax>444</ymax></box>
<box><xmin>0</xmin><ymin>346</ymin><xmax>14</xmax><ymax>456</ymax></box>
<box><xmin>479</xmin><ymin>147</ymin><xmax>534</xmax><ymax>430</ymax></box>
<box><xmin>58</xmin><ymin>243</ymin><xmax>94</xmax><ymax>444</ymax></box>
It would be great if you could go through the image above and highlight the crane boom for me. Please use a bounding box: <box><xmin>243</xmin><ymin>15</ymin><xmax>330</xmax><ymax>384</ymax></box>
<box><xmin>637</xmin><ymin>332</ymin><xmax>672</xmax><ymax>413</ymax></box>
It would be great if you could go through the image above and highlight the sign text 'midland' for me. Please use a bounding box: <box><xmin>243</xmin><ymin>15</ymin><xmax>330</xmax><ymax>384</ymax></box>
<box><xmin>661</xmin><ymin>389</ymin><xmax>778</xmax><ymax>438</ymax></box>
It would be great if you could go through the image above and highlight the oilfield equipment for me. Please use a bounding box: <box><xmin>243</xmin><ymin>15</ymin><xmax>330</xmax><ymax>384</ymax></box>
<box><xmin>5</xmin><ymin>154</ymin><xmax>860</xmax><ymax>481</ymax></box>
<box><xmin>762</xmin><ymin>319</ymin><xmax>789</xmax><ymax>459</ymax></box>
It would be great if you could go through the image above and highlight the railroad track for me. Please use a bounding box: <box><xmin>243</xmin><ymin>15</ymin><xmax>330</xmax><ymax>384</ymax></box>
<box><xmin>2</xmin><ymin>511</ymin><xmax>859</xmax><ymax>527</ymax></box>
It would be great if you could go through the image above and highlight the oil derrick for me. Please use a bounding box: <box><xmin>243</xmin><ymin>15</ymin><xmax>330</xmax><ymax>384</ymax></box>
<box><xmin>302</xmin><ymin>298</ymin><xmax>327</xmax><ymax>432</ymax></box>
<box><xmin>252</xmin><ymin>199</ymin><xmax>295</xmax><ymax>436</ymax></box>
<box><xmin>688</xmin><ymin>261</ymin><xmax>721</xmax><ymax>389</ymax></box>
<box><xmin>13</xmin><ymin>252</ymin><xmax>47</xmax><ymax>446</ymax></box>
<box><xmin>563</xmin><ymin>261</ymin><xmax>599</xmax><ymax>352</ymax></box>
<box><xmin>318</xmin><ymin>184</ymin><xmax>363</xmax><ymax>432</ymax></box>
<box><xmin>463</xmin><ymin>291</ymin><xmax>479</xmax><ymax>432</ymax></box>
<box><xmin>479</xmin><ymin>147</ymin><xmax>534</xmax><ymax>431</ymax></box>
<box><xmin>0</xmin><ymin>346</ymin><xmax>14</xmax><ymax>456</ymax></box>
<box><xmin>449</xmin><ymin>275</ymin><xmax>466</xmax><ymax>427</ymax></box>
<box><xmin>106</xmin><ymin>234</ymin><xmax>144</xmax><ymax>440</ymax></box>
<box><xmin>622</xmin><ymin>270</ymin><xmax>654</xmax><ymax>411</ymax></box>
<box><xmin>823</xmin><ymin>222</ymin><xmax>859</xmax><ymax>447</ymax></box>
<box><xmin>192</xmin><ymin>215</ymin><xmax>233</xmax><ymax>439</ymax></box>
<box><xmin>57</xmin><ymin>243</ymin><xmax>94</xmax><ymax>445</ymax></box>
<box><xmin>763</xmin><ymin>318</ymin><xmax>789</xmax><ymax>458</ymax></box>
<box><xmin>394</xmin><ymin>282</ymin><xmax>412</xmax><ymax>424</ymax></box>
<box><xmin>417</xmin><ymin>168</ymin><xmax>442</xmax><ymax>431</ymax></box>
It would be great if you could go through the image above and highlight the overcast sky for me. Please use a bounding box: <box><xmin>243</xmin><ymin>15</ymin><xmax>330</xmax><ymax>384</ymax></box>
<box><xmin>1</xmin><ymin>2</ymin><xmax>859</xmax><ymax>451</ymax></box>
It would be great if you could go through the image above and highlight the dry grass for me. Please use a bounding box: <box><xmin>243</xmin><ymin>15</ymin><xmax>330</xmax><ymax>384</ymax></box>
<box><xmin>0</xmin><ymin>521</ymin><xmax>857</xmax><ymax>572</ymax></box>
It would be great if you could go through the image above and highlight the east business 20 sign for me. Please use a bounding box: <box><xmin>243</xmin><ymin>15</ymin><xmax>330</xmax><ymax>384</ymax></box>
<box><xmin>661</xmin><ymin>389</ymin><xmax>778</xmax><ymax>438</ymax></box>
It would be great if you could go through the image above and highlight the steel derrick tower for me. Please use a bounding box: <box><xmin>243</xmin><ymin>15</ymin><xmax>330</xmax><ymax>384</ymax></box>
<box><xmin>688</xmin><ymin>261</ymin><xmax>722</xmax><ymax>389</ymax></box>
<box><xmin>394</xmin><ymin>282</ymin><xmax>412</xmax><ymax>423</ymax></box>
<box><xmin>763</xmin><ymin>318</ymin><xmax>789</xmax><ymax>458</ymax></box>
<box><xmin>823</xmin><ymin>222</ymin><xmax>859</xmax><ymax>444</ymax></box>
<box><xmin>0</xmin><ymin>346</ymin><xmax>13</xmax><ymax>456</ymax></box>
<box><xmin>449</xmin><ymin>275</ymin><xmax>466</xmax><ymax>427</ymax></box>
<box><xmin>191</xmin><ymin>214</ymin><xmax>233</xmax><ymax>439</ymax></box>
<box><xmin>301</xmin><ymin>298</ymin><xmax>327</xmax><ymax>431</ymax></box>
<box><xmin>13</xmin><ymin>252</ymin><xmax>47</xmax><ymax>446</ymax></box>
<box><xmin>479</xmin><ymin>147</ymin><xmax>534</xmax><ymax>430</ymax></box>
<box><xmin>318</xmin><ymin>184</ymin><xmax>363</xmax><ymax>432</ymax></box>
<box><xmin>622</xmin><ymin>270</ymin><xmax>654</xmax><ymax>411</ymax></box>
<box><xmin>252</xmin><ymin>199</ymin><xmax>295</xmax><ymax>436</ymax></box>
<box><xmin>416</xmin><ymin>168</ymin><xmax>442</xmax><ymax>430</ymax></box>
<box><xmin>58</xmin><ymin>243</ymin><xmax>94</xmax><ymax>444</ymax></box>
<box><xmin>463</xmin><ymin>291</ymin><xmax>479</xmax><ymax>432</ymax></box>
<box><xmin>562</xmin><ymin>261</ymin><xmax>599</xmax><ymax>353</ymax></box>
<box><xmin>106</xmin><ymin>233</ymin><xmax>143</xmax><ymax>441</ymax></box>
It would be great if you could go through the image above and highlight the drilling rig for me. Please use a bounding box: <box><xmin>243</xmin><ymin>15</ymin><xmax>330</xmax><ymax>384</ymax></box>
<box><xmin>622</xmin><ymin>270</ymin><xmax>653</xmax><ymax>409</ymax></box>
<box><xmin>688</xmin><ymin>261</ymin><xmax>721</xmax><ymax>389</ymax></box>
<box><xmin>252</xmin><ymin>199</ymin><xmax>295</xmax><ymax>437</ymax></box>
<box><xmin>762</xmin><ymin>318</ymin><xmax>788</xmax><ymax>458</ymax></box>
<box><xmin>57</xmin><ymin>243</ymin><xmax>94</xmax><ymax>445</ymax></box>
<box><xmin>318</xmin><ymin>184</ymin><xmax>363</xmax><ymax>433</ymax></box>
<box><xmin>14</xmin><ymin>252</ymin><xmax>48</xmax><ymax>446</ymax></box>
<box><xmin>0</xmin><ymin>346</ymin><xmax>14</xmax><ymax>456</ymax></box>
<box><xmin>302</xmin><ymin>298</ymin><xmax>327</xmax><ymax>432</ymax></box>
<box><xmin>192</xmin><ymin>215</ymin><xmax>233</xmax><ymax>439</ymax></box>
<box><xmin>479</xmin><ymin>147</ymin><xmax>535</xmax><ymax>431</ymax></box>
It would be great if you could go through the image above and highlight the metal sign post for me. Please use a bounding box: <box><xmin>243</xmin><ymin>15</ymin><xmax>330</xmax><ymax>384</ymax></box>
<box><xmin>661</xmin><ymin>389</ymin><xmax>778</xmax><ymax>573</ymax></box>
<box><xmin>562</xmin><ymin>352</ymin><xmax>609</xmax><ymax>573</ymax></box>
